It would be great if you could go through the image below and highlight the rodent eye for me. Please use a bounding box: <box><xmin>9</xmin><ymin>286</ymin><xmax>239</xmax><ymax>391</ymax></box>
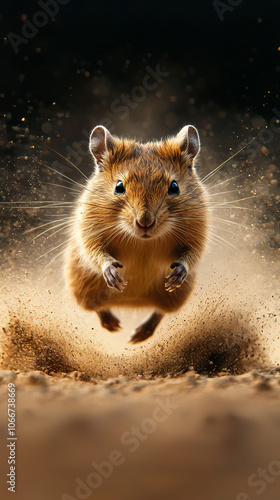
<box><xmin>168</xmin><ymin>180</ymin><xmax>180</xmax><ymax>195</ymax></box>
<box><xmin>114</xmin><ymin>180</ymin><xmax>126</xmax><ymax>194</ymax></box>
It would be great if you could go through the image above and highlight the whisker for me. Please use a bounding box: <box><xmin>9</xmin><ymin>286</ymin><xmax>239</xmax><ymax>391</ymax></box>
<box><xmin>199</xmin><ymin>137</ymin><xmax>257</xmax><ymax>186</ymax></box>
<box><xmin>41</xmin><ymin>238</ymin><xmax>80</xmax><ymax>272</ymax></box>
<box><xmin>210</xmin><ymin>224</ymin><xmax>239</xmax><ymax>237</ymax></box>
<box><xmin>209</xmin><ymin>232</ymin><xmax>238</xmax><ymax>250</ymax></box>
<box><xmin>212</xmin><ymin>193</ymin><xmax>261</xmax><ymax>206</ymax></box>
<box><xmin>208</xmin><ymin>233</ymin><xmax>239</xmax><ymax>252</ymax></box>
<box><xmin>33</xmin><ymin>137</ymin><xmax>89</xmax><ymax>180</ymax></box>
<box><xmin>43</xmin><ymin>246</ymin><xmax>70</xmax><ymax>271</ymax></box>
<box><xmin>45</xmin><ymin>182</ymin><xmax>82</xmax><ymax>195</ymax></box>
<box><xmin>0</xmin><ymin>200</ymin><xmax>74</xmax><ymax>205</ymax></box>
<box><xmin>207</xmin><ymin>188</ymin><xmax>244</xmax><ymax>198</ymax></box>
<box><xmin>32</xmin><ymin>221</ymin><xmax>72</xmax><ymax>241</ymax></box>
<box><xmin>0</xmin><ymin>202</ymin><xmax>75</xmax><ymax>212</ymax></box>
<box><xmin>205</xmin><ymin>173</ymin><xmax>245</xmax><ymax>191</ymax></box>
<box><xmin>35</xmin><ymin>236</ymin><xmax>74</xmax><ymax>261</ymax></box>
<box><xmin>210</xmin><ymin>216</ymin><xmax>252</xmax><ymax>230</ymax></box>
<box><xmin>31</xmin><ymin>157</ymin><xmax>91</xmax><ymax>193</ymax></box>
<box><xmin>45</xmin><ymin>224</ymin><xmax>72</xmax><ymax>240</ymax></box>
<box><xmin>210</xmin><ymin>206</ymin><xmax>254</xmax><ymax>211</ymax></box>
<box><xmin>24</xmin><ymin>217</ymin><xmax>73</xmax><ymax>235</ymax></box>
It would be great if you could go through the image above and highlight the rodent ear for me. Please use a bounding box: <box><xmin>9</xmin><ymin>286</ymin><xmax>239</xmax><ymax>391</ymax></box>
<box><xmin>176</xmin><ymin>125</ymin><xmax>200</xmax><ymax>160</ymax></box>
<box><xmin>89</xmin><ymin>125</ymin><xmax>115</xmax><ymax>163</ymax></box>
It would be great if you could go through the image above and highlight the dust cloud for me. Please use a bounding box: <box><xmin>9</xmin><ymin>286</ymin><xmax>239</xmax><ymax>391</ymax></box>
<box><xmin>0</xmin><ymin>223</ymin><xmax>278</xmax><ymax>380</ymax></box>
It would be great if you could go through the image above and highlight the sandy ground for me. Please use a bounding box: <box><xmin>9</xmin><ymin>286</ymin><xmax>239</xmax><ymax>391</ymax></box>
<box><xmin>1</xmin><ymin>368</ymin><xmax>280</xmax><ymax>500</ymax></box>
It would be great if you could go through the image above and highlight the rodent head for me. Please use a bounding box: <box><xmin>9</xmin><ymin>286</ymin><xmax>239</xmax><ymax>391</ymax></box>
<box><xmin>82</xmin><ymin>125</ymin><xmax>208</xmax><ymax>253</ymax></box>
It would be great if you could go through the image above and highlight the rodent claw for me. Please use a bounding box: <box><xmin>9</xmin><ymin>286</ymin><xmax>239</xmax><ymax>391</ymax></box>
<box><xmin>103</xmin><ymin>261</ymin><xmax>126</xmax><ymax>292</ymax></box>
<box><xmin>112</xmin><ymin>260</ymin><xmax>123</xmax><ymax>269</ymax></box>
<box><xmin>166</xmin><ymin>269</ymin><xmax>179</xmax><ymax>280</ymax></box>
<box><xmin>111</xmin><ymin>268</ymin><xmax>126</xmax><ymax>285</ymax></box>
<box><xmin>165</xmin><ymin>262</ymin><xmax>187</xmax><ymax>292</ymax></box>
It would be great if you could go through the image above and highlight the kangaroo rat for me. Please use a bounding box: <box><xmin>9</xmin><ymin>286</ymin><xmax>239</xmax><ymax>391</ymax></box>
<box><xmin>65</xmin><ymin>125</ymin><xmax>209</xmax><ymax>343</ymax></box>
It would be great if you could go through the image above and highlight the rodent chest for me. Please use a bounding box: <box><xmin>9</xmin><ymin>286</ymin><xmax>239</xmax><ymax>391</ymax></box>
<box><xmin>118</xmin><ymin>248</ymin><xmax>172</xmax><ymax>282</ymax></box>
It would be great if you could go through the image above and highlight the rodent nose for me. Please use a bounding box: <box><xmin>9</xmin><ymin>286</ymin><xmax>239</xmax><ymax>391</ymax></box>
<box><xmin>136</xmin><ymin>218</ymin><xmax>155</xmax><ymax>231</ymax></box>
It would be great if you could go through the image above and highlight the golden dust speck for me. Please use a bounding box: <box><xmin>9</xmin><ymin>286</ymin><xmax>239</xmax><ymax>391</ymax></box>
<box><xmin>35</xmin><ymin>47</ymin><xmax>41</xmax><ymax>53</ymax></box>
<box><xmin>278</xmin><ymin>47</ymin><xmax>280</xmax><ymax>52</ymax></box>
<box><xmin>21</xmin><ymin>118</ymin><xmax>25</xmax><ymax>122</ymax></box>
<box><xmin>261</xmin><ymin>146</ymin><xmax>269</xmax><ymax>156</ymax></box>
<box><xmin>85</xmin><ymin>71</ymin><xmax>90</xmax><ymax>77</ymax></box>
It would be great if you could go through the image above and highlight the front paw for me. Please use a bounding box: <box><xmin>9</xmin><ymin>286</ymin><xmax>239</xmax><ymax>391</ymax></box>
<box><xmin>165</xmin><ymin>262</ymin><xmax>187</xmax><ymax>292</ymax></box>
<box><xmin>103</xmin><ymin>261</ymin><xmax>127</xmax><ymax>292</ymax></box>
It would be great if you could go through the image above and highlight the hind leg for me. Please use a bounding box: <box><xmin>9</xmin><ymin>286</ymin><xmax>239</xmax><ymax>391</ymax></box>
<box><xmin>129</xmin><ymin>311</ymin><xmax>164</xmax><ymax>344</ymax></box>
<box><xmin>97</xmin><ymin>309</ymin><xmax>121</xmax><ymax>332</ymax></box>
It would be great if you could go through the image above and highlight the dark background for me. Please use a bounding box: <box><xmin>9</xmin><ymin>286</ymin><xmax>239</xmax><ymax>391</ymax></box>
<box><xmin>0</xmin><ymin>0</ymin><xmax>280</xmax><ymax>142</ymax></box>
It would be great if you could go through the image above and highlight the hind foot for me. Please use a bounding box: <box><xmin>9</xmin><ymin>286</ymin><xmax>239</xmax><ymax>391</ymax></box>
<box><xmin>129</xmin><ymin>311</ymin><xmax>164</xmax><ymax>344</ymax></box>
<box><xmin>98</xmin><ymin>309</ymin><xmax>121</xmax><ymax>332</ymax></box>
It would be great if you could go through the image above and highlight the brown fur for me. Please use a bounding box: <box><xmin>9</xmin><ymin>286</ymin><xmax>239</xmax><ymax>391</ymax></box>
<box><xmin>65</xmin><ymin>126</ymin><xmax>209</xmax><ymax>342</ymax></box>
